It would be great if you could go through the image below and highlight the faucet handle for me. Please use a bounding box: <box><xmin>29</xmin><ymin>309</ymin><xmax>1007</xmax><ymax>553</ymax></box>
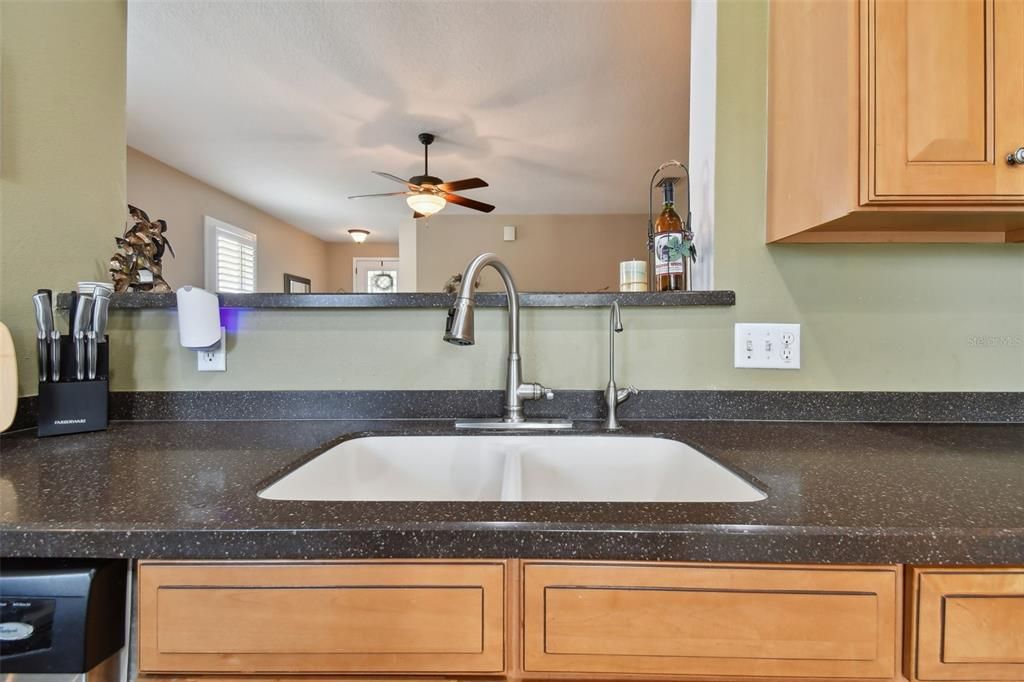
<box><xmin>518</xmin><ymin>383</ymin><xmax>555</xmax><ymax>401</ymax></box>
<box><xmin>615</xmin><ymin>386</ymin><xmax>639</xmax><ymax>404</ymax></box>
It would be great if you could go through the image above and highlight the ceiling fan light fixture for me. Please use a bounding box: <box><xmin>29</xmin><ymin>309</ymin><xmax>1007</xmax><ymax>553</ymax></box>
<box><xmin>348</xmin><ymin>228</ymin><xmax>370</xmax><ymax>243</ymax></box>
<box><xmin>406</xmin><ymin>192</ymin><xmax>446</xmax><ymax>216</ymax></box>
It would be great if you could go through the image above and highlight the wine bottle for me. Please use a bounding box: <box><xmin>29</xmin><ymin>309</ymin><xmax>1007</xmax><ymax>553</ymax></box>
<box><xmin>653</xmin><ymin>178</ymin><xmax>690</xmax><ymax>291</ymax></box>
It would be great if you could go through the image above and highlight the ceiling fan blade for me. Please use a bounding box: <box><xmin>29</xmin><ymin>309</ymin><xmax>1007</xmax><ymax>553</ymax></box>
<box><xmin>436</xmin><ymin>177</ymin><xmax>488</xmax><ymax>192</ymax></box>
<box><xmin>372</xmin><ymin>171</ymin><xmax>421</xmax><ymax>190</ymax></box>
<box><xmin>412</xmin><ymin>211</ymin><xmax>425</xmax><ymax>219</ymax></box>
<box><xmin>347</xmin><ymin>191</ymin><xmax>413</xmax><ymax>199</ymax></box>
<box><xmin>444</xmin><ymin>193</ymin><xmax>495</xmax><ymax>213</ymax></box>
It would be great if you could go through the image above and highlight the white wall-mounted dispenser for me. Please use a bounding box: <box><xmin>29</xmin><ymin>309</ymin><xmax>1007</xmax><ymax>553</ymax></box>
<box><xmin>176</xmin><ymin>286</ymin><xmax>226</xmax><ymax>371</ymax></box>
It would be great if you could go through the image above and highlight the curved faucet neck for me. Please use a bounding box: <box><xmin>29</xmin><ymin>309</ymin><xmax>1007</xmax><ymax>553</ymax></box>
<box><xmin>456</xmin><ymin>252</ymin><xmax>520</xmax><ymax>356</ymax></box>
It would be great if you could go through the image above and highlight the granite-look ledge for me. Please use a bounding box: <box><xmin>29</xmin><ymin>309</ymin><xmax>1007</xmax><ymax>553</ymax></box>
<box><xmin>55</xmin><ymin>290</ymin><xmax>736</xmax><ymax>310</ymax></box>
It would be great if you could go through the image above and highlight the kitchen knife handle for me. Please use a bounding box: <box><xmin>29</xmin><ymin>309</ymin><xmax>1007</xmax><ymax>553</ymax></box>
<box><xmin>75</xmin><ymin>333</ymin><xmax>86</xmax><ymax>381</ymax></box>
<box><xmin>32</xmin><ymin>291</ymin><xmax>54</xmax><ymax>383</ymax></box>
<box><xmin>37</xmin><ymin>337</ymin><xmax>48</xmax><ymax>383</ymax></box>
<box><xmin>87</xmin><ymin>331</ymin><xmax>98</xmax><ymax>380</ymax></box>
<box><xmin>88</xmin><ymin>288</ymin><xmax>111</xmax><ymax>381</ymax></box>
<box><xmin>50</xmin><ymin>330</ymin><xmax>61</xmax><ymax>382</ymax></box>
<box><xmin>72</xmin><ymin>294</ymin><xmax>92</xmax><ymax>381</ymax></box>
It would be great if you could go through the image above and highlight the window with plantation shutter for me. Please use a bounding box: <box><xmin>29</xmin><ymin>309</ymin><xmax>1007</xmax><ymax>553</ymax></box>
<box><xmin>204</xmin><ymin>217</ymin><xmax>257</xmax><ymax>293</ymax></box>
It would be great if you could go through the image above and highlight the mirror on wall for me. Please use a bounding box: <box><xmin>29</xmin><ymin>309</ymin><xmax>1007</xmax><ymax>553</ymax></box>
<box><xmin>126</xmin><ymin>1</ymin><xmax>693</xmax><ymax>294</ymax></box>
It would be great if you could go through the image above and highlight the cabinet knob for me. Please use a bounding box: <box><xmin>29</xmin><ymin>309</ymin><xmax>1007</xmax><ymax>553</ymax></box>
<box><xmin>1007</xmin><ymin>147</ymin><xmax>1024</xmax><ymax>165</ymax></box>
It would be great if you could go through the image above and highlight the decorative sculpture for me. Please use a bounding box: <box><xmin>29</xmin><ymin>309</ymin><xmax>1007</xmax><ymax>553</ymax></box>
<box><xmin>109</xmin><ymin>205</ymin><xmax>175</xmax><ymax>293</ymax></box>
<box><xmin>443</xmin><ymin>273</ymin><xmax>481</xmax><ymax>295</ymax></box>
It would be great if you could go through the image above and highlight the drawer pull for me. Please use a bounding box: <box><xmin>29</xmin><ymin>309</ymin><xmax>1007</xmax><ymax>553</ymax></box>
<box><xmin>1007</xmin><ymin>147</ymin><xmax>1024</xmax><ymax>165</ymax></box>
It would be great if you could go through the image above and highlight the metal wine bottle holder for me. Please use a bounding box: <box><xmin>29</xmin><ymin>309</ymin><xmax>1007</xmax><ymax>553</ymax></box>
<box><xmin>647</xmin><ymin>160</ymin><xmax>696</xmax><ymax>291</ymax></box>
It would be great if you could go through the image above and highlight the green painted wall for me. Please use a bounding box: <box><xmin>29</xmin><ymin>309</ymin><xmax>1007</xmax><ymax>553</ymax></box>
<box><xmin>0</xmin><ymin>0</ymin><xmax>127</xmax><ymax>396</ymax></box>
<box><xmin>4</xmin><ymin>1</ymin><xmax>1022</xmax><ymax>397</ymax></box>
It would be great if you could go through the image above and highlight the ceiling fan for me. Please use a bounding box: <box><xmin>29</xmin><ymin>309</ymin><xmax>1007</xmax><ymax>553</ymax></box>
<box><xmin>348</xmin><ymin>133</ymin><xmax>494</xmax><ymax>218</ymax></box>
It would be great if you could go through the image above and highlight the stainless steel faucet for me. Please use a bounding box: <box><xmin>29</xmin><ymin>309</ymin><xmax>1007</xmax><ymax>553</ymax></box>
<box><xmin>604</xmin><ymin>301</ymin><xmax>638</xmax><ymax>430</ymax></box>
<box><xmin>444</xmin><ymin>252</ymin><xmax>571</xmax><ymax>430</ymax></box>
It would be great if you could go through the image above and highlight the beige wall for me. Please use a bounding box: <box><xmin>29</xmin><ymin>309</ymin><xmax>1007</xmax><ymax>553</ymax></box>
<box><xmin>326</xmin><ymin>242</ymin><xmax>399</xmax><ymax>293</ymax></box>
<box><xmin>127</xmin><ymin>147</ymin><xmax>330</xmax><ymax>293</ymax></box>
<box><xmin>415</xmin><ymin>215</ymin><xmax>649</xmax><ymax>293</ymax></box>
<box><xmin>0</xmin><ymin>0</ymin><xmax>128</xmax><ymax>396</ymax></box>
<box><xmin>5</xmin><ymin>1</ymin><xmax>1023</xmax><ymax>398</ymax></box>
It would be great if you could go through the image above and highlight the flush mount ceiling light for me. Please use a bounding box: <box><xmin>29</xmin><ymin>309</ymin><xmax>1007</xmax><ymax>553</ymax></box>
<box><xmin>348</xmin><ymin>228</ymin><xmax>370</xmax><ymax>243</ymax></box>
<box><xmin>348</xmin><ymin>133</ymin><xmax>494</xmax><ymax>218</ymax></box>
<box><xmin>406</xmin><ymin>192</ymin><xmax>446</xmax><ymax>216</ymax></box>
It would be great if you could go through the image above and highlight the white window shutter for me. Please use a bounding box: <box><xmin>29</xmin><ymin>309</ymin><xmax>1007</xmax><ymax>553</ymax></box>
<box><xmin>204</xmin><ymin>217</ymin><xmax>257</xmax><ymax>293</ymax></box>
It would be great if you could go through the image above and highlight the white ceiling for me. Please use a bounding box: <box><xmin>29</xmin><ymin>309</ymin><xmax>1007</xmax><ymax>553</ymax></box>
<box><xmin>127</xmin><ymin>0</ymin><xmax>691</xmax><ymax>242</ymax></box>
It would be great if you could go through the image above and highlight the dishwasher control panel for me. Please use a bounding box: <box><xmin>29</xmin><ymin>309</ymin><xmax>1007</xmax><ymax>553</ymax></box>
<box><xmin>0</xmin><ymin>597</ymin><xmax>55</xmax><ymax>656</ymax></box>
<box><xmin>0</xmin><ymin>559</ymin><xmax>126</xmax><ymax>673</ymax></box>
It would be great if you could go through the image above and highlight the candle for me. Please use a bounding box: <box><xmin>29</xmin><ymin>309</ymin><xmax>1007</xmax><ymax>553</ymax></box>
<box><xmin>619</xmin><ymin>260</ymin><xmax>648</xmax><ymax>292</ymax></box>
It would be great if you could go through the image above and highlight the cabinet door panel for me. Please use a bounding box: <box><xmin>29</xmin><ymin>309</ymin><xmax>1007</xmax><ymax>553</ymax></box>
<box><xmin>943</xmin><ymin>596</ymin><xmax>1024</xmax><ymax>663</ymax></box>
<box><xmin>138</xmin><ymin>561</ymin><xmax>505</xmax><ymax>675</ymax></box>
<box><xmin>870</xmin><ymin>0</ymin><xmax>1024</xmax><ymax>201</ymax></box>
<box><xmin>904</xmin><ymin>0</ymin><xmax>989</xmax><ymax>163</ymax></box>
<box><xmin>523</xmin><ymin>561</ymin><xmax>900</xmax><ymax>680</ymax></box>
<box><xmin>907</xmin><ymin>567</ymin><xmax>1024</xmax><ymax>681</ymax></box>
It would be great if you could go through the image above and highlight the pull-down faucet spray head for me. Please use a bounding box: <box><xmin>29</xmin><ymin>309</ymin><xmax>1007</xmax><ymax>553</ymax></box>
<box><xmin>444</xmin><ymin>298</ymin><xmax>475</xmax><ymax>346</ymax></box>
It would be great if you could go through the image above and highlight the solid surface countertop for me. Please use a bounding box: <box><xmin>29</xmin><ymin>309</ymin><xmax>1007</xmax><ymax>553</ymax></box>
<box><xmin>1</xmin><ymin>419</ymin><xmax>1021</xmax><ymax>565</ymax></box>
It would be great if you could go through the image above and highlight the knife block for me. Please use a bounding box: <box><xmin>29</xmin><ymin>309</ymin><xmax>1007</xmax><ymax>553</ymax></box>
<box><xmin>37</xmin><ymin>335</ymin><xmax>109</xmax><ymax>438</ymax></box>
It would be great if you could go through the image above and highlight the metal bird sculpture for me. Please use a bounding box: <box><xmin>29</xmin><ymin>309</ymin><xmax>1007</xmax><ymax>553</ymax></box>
<box><xmin>109</xmin><ymin>204</ymin><xmax>175</xmax><ymax>293</ymax></box>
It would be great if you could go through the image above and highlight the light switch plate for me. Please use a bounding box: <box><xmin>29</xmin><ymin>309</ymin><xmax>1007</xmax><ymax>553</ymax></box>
<box><xmin>503</xmin><ymin>225</ymin><xmax>516</xmax><ymax>241</ymax></box>
<box><xmin>734</xmin><ymin>323</ymin><xmax>800</xmax><ymax>369</ymax></box>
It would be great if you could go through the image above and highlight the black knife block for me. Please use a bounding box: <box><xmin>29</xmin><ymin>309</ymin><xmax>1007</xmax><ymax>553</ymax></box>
<box><xmin>37</xmin><ymin>335</ymin><xmax>109</xmax><ymax>438</ymax></box>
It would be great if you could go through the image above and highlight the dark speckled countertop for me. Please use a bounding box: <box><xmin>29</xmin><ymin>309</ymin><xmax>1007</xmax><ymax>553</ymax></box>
<box><xmin>1</xmin><ymin>420</ymin><xmax>1021</xmax><ymax>565</ymax></box>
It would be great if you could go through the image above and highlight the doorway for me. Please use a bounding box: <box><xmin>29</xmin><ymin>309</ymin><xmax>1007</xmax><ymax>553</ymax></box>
<box><xmin>353</xmin><ymin>258</ymin><xmax>400</xmax><ymax>294</ymax></box>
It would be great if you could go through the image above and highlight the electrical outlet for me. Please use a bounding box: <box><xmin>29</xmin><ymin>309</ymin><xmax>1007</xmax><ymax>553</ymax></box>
<box><xmin>734</xmin><ymin>323</ymin><xmax>800</xmax><ymax>369</ymax></box>
<box><xmin>197</xmin><ymin>328</ymin><xmax>226</xmax><ymax>372</ymax></box>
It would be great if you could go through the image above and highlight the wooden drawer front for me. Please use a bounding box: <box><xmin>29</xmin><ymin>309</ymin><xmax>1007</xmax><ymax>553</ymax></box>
<box><xmin>523</xmin><ymin>562</ymin><xmax>899</xmax><ymax>680</ymax></box>
<box><xmin>908</xmin><ymin>568</ymin><xmax>1024</xmax><ymax>681</ymax></box>
<box><xmin>138</xmin><ymin>561</ymin><xmax>505</xmax><ymax>674</ymax></box>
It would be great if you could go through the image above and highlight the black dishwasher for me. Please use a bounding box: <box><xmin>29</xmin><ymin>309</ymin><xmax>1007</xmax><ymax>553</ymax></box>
<box><xmin>0</xmin><ymin>559</ymin><xmax>127</xmax><ymax>681</ymax></box>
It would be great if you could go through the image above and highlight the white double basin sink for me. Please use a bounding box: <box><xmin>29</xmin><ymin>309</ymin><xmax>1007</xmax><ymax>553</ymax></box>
<box><xmin>259</xmin><ymin>435</ymin><xmax>765</xmax><ymax>503</ymax></box>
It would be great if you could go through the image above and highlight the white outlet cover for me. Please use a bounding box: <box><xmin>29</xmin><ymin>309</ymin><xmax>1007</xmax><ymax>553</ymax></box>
<box><xmin>197</xmin><ymin>327</ymin><xmax>227</xmax><ymax>372</ymax></box>
<box><xmin>734</xmin><ymin>323</ymin><xmax>801</xmax><ymax>369</ymax></box>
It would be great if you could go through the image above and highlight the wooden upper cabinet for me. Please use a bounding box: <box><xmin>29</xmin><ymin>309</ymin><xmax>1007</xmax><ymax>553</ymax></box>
<box><xmin>870</xmin><ymin>0</ymin><xmax>1024</xmax><ymax>201</ymax></box>
<box><xmin>767</xmin><ymin>0</ymin><xmax>1024</xmax><ymax>243</ymax></box>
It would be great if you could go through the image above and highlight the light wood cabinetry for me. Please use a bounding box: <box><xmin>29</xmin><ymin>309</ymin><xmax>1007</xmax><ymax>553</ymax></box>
<box><xmin>768</xmin><ymin>0</ymin><xmax>1024</xmax><ymax>243</ymax></box>
<box><xmin>905</xmin><ymin>567</ymin><xmax>1024</xmax><ymax>681</ymax></box>
<box><xmin>520</xmin><ymin>561</ymin><xmax>901</xmax><ymax>680</ymax></box>
<box><xmin>137</xmin><ymin>561</ymin><xmax>506</xmax><ymax>675</ymax></box>
<box><xmin>137</xmin><ymin>560</ymin><xmax>1024</xmax><ymax>682</ymax></box>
